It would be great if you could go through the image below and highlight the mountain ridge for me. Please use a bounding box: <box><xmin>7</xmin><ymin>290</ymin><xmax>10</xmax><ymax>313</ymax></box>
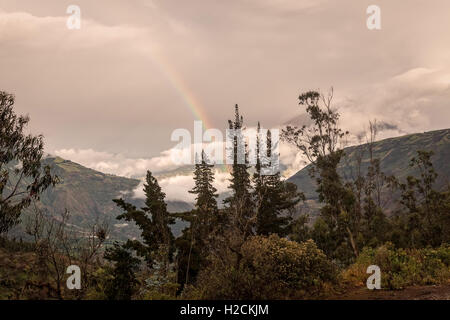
<box><xmin>10</xmin><ymin>128</ymin><xmax>449</xmax><ymax>240</ymax></box>
<box><xmin>288</xmin><ymin>128</ymin><xmax>450</xmax><ymax>215</ymax></box>
<box><xmin>10</xmin><ymin>156</ymin><xmax>192</xmax><ymax>241</ymax></box>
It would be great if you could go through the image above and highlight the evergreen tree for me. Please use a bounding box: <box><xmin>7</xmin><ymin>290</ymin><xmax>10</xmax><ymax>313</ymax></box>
<box><xmin>224</xmin><ymin>105</ymin><xmax>254</xmax><ymax>238</ymax></box>
<box><xmin>253</xmin><ymin>123</ymin><xmax>303</xmax><ymax>236</ymax></box>
<box><xmin>189</xmin><ymin>150</ymin><xmax>219</xmax><ymax>237</ymax></box>
<box><xmin>113</xmin><ymin>171</ymin><xmax>174</xmax><ymax>268</ymax></box>
<box><xmin>104</xmin><ymin>242</ymin><xmax>140</xmax><ymax>300</ymax></box>
<box><xmin>176</xmin><ymin>151</ymin><xmax>219</xmax><ymax>286</ymax></box>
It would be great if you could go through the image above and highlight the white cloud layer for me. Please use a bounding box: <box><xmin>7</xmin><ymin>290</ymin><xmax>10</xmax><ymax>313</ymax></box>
<box><xmin>132</xmin><ymin>170</ymin><xmax>231</xmax><ymax>202</ymax></box>
<box><xmin>338</xmin><ymin>67</ymin><xmax>450</xmax><ymax>139</ymax></box>
<box><xmin>54</xmin><ymin>147</ymin><xmax>185</xmax><ymax>178</ymax></box>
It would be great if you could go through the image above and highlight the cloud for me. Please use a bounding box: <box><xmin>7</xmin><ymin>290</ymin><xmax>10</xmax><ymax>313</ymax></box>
<box><xmin>54</xmin><ymin>142</ymin><xmax>234</xmax><ymax>203</ymax></box>
<box><xmin>54</xmin><ymin>127</ymin><xmax>297</xmax><ymax>178</ymax></box>
<box><xmin>243</xmin><ymin>0</ymin><xmax>325</xmax><ymax>12</ymax></box>
<box><xmin>2</xmin><ymin>1</ymin><xmax>450</xmax><ymax>159</ymax></box>
<box><xmin>132</xmin><ymin>170</ymin><xmax>231</xmax><ymax>202</ymax></box>
<box><xmin>0</xmin><ymin>8</ymin><xmax>179</xmax><ymax>156</ymax></box>
<box><xmin>3</xmin><ymin>0</ymin><xmax>450</xmax><ymax>193</ymax></box>
<box><xmin>0</xmin><ymin>10</ymin><xmax>149</xmax><ymax>49</ymax></box>
<box><xmin>54</xmin><ymin>147</ymin><xmax>183</xmax><ymax>178</ymax></box>
<box><xmin>279</xmin><ymin>142</ymin><xmax>308</xmax><ymax>178</ymax></box>
<box><xmin>337</xmin><ymin>67</ymin><xmax>450</xmax><ymax>140</ymax></box>
<box><xmin>277</xmin><ymin>67</ymin><xmax>450</xmax><ymax>177</ymax></box>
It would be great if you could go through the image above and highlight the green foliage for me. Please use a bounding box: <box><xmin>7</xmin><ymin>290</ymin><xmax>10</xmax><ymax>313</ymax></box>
<box><xmin>190</xmin><ymin>151</ymin><xmax>218</xmax><ymax>215</ymax></box>
<box><xmin>396</xmin><ymin>150</ymin><xmax>450</xmax><ymax>247</ymax></box>
<box><xmin>282</xmin><ymin>89</ymin><xmax>359</xmax><ymax>263</ymax></box>
<box><xmin>314</xmin><ymin>152</ymin><xmax>359</xmax><ymax>262</ymax></box>
<box><xmin>288</xmin><ymin>214</ymin><xmax>310</xmax><ymax>243</ymax></box>
<box><xmin>84</xmin><ymin>267</ymin><xmax>113</xmax><ymax>300</ymax></box>
<box><xmin>111</xmin><ymin>171</ymin><xmax>179</xmax><ymax>299</ymax></box>
<box><xmin>176</xmin><ymin>151</ymin><xmax>219</xmax><ymax>288</ymax></box>
<box><xmin>253</xmin><ymin>123</ymin><xmax>304</xmax><ymax>236</ymax></box>
<box><xmin>224</xmin><ymin>105</ymin><xmax>254</xmax><ymax>236</ymax></box>
<box><xmin>113</xmin><ymin>171</ymin><xmax>175</xmax><ymax>266</ymax></box>
<box><xmin>282</xmin><ymin>89</ymin><xmax>348</xmax><ymax>164</ymax></box>
<box><xmin>104</xmin><ymin>242</ymin><xmax>140</xmax><ymax>300</ymax></box>
<box><xmin>188</xmin><ymin>235</ymin><xmax>336</xmax><ymax>299</ymax></box>
<box><xmin>188</xmin><ymin>150</ymin><xmax>220</xmax><ymax>243</ymax></box>
<box><xmin>342</xmin><ymin>243</ymin><xmax>450</xmax><ymax>289</ymax></box>
<box><xmin>283</xmin><ymin>91</ymin><xmax>450</xmax><ymax>268</ymax></box>
<box><xmin>0</xmin><ymin>91</ymin><xmax>58</xmax><ymax>234</ymax></box>
<box><xmin>3</xmin><ymin>90</ymin><xmax>450</xmax><ymax>300</ymax></box>
<box><xmin>141</xmin><ymin>261</ymin><xmax>179</xmax><ymax>300</ymax></box>
<box><xmin>288</xmin><ymin>129</ymin><xmax>450</xmax><ymax>207</ymax></box>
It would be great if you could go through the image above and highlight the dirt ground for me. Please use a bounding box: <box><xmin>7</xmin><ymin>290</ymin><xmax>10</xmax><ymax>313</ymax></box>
<box><xmin>329</xmin><ymin>283</ymin><xmax>450</xmax><ymax>300</ymax></box>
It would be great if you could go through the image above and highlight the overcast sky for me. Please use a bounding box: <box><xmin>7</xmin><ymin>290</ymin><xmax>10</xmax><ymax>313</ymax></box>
<box><xmin>1</xmin><ymin>0</ymin><xmax>449</xmax><ymax>190</ymax></box>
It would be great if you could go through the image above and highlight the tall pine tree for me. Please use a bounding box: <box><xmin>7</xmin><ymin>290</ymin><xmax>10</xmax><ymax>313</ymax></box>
<box><xmin>189</xmin><ymin>150</ymin><xmax>219</xmax><ymax>237</ymax></box>
<box><xmin>224</xmin><ymin>105</ymin><xmax>255</xmax><ymax>238</ymax></box>
<box><xmin>176</xmin><ymin>151</ymin><xmax>219</xmax><ymax>286</ymax></box>
<box><xmin>104</xmin><ymin>242</ymin><xmax>140</xmax><ymax>300</ymax></box>
<box><xmin>113</xmin><ymin>171</ymin><xmax>174</xmax><ymax>268</ymax></box>
<box><xmin>253</xmin><ymin>123</ymin><xmax>303</xmax><ymax>236</ymax></box>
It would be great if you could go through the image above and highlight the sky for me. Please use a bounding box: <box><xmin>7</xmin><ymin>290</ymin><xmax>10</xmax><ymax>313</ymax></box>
<box><xmin>1</xmin><ymin>0</ymin><xmax>449</xmax><ymax>201</ymax></box>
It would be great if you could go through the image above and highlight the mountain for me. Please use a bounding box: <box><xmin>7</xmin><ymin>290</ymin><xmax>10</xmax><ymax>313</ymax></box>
<box><xmin>10</xmin><ymin>129</ymin><xmax>449</xmax><ymax>240</ymax></box>
<box><xmin>12</xmin><ymin>157</ymin><xmax>193</xmax><ymax>241</ymax></box>
<box><xmin>288</xmin><ymin>128</ymin><xmax>450</xmax><ymax>216</ymax></box>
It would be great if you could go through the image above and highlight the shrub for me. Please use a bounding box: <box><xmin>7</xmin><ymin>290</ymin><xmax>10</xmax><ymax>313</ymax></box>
<box><xmin>342</xmin><ymin>243</ymin><xmax>450</xmax><ymax>289</ymax></box>
<box><xmin>187</xmin><ymin>235</ymin><xmax>336</xmax><ymax>299</ymax></box>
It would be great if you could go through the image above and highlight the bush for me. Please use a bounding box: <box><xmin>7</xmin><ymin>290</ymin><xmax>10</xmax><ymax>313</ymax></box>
<box><xmin>342</xmin><ymin>243</ymin><xmax>450</xmax><ymax>289</ymax></box>
<box><xmin>186</xmin><ymin>235</ymin><xmax>336</xmax><ymax>299</ymax></box>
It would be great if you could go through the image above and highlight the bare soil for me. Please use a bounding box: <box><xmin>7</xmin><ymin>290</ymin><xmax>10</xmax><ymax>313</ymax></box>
<box><xmin>329</xmin><ymin>283</ymin><xmax>450</xmax><ymax>300</ymax></box>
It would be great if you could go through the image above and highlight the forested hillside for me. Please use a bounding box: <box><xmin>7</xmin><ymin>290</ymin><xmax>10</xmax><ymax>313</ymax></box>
<box><xmin>289</xmin><ymin>129</ymin><xmax>450</xmax><ymax>216</ymax></box>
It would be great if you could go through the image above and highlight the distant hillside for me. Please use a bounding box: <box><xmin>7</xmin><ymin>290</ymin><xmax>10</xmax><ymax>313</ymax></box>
<box><xmin>9</xmin><ymin>129</ymin><xmax>449</xmax><ymax>240</ymax></box>
<box><xmin>11</xmin><ymin>157</ymin><xmax>192</xmax><ymax>241</ymax></box>
<box><xmin>288</xmin><ymin>129</ymin><xmax>450</xmax><ymax>215</ymax></box>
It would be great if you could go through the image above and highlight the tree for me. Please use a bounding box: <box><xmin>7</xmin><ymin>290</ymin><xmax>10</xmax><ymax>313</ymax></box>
<box><xmin>25</xmin><ymin>203</ymin><xmax>108</xmax><ymax>299</ymax></box>
<box><xmin>189</xmin><ymin>150</ymin><xmax>219</xmax><ymax>239</ymax></box>
<box><xmin>397</xmin><ymin>151</ymin><xmax>450</xmax><ymax>247</ymax></box>
<box><xmin>253</xmin><ymin>123</ymin><xmax>303</xmax><ymax>236</ymax></box>
<box><xmin>224</xmin><ymin>105</ymin><xmax>254</xmax><ymax>238</ymax></box>
<box><xmin>177</xmin><ymin>151</ymin><xmax>219</xmax><ymax>287</ymax></box>
<box><xmin>104</xmin><ymin>242</ymin><xmax>140</xmax><ymax>300</ymax></box>
<box><xmin>113</xmin><ymin>171</ymin><xmax>175</xmax><ymax>269</ymax></box>
<box><xmin>289</xmin><ymin>213</ymin><xmax>311</xmax><ymax>243</ymax></box>
<box><xmin>188</xmin><ymin>235</ymin><xmax>336</xmax><ymax>299</ymax></box>
<box><xmin>282</xmin><ymin>89</ymin><xmax>358</xmax><ymax>263</ymax></box>
<box><xmin>282</xmin><ymin>89</ymin><xmax>347</xmax><ymax>164</ymax></box>
<box><xmin>358</xmin><ymin>121</ymin><xmax>393</xmax><ymax>247</ymax></box>
<box><xmin>340</xmin><ymin>120</ymin><xmax>393</xmax><ymax>249</ymax></box>
<box><xmin>202</xmin><ymin>105</ymin><xmax>257</xmax><ymax>277</ymax></box>
<box><xmin>0</xmin><ymin>91</ymin><xmax>58</xmax><ymax>234</ymax></box>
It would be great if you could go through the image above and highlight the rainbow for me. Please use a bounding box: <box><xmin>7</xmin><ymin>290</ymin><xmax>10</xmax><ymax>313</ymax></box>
<box><xmin>151</xmin><ymin>50</ymin><xmax>212</xmax><ymax>130</ymax></box>
<box><xmin>148</xmin><ymin>48</ymin><xmax>229</xmax><ymax>171</ymax></box>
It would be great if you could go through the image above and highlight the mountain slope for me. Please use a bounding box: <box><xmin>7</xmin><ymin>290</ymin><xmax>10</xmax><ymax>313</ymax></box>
<box><xmin>11</xmin><ymin>157</ymin><xmax>192</xmax><ymax>241</ymax></box>
<box><xmin>288</xmin><ymin>128</ymin><xmax>450</xmax><ymax>214</ymax></box>
<box><xmin>10</xmin><ymin>129</ymin><xmax>449</xmax><ymax>239</ymax></box>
